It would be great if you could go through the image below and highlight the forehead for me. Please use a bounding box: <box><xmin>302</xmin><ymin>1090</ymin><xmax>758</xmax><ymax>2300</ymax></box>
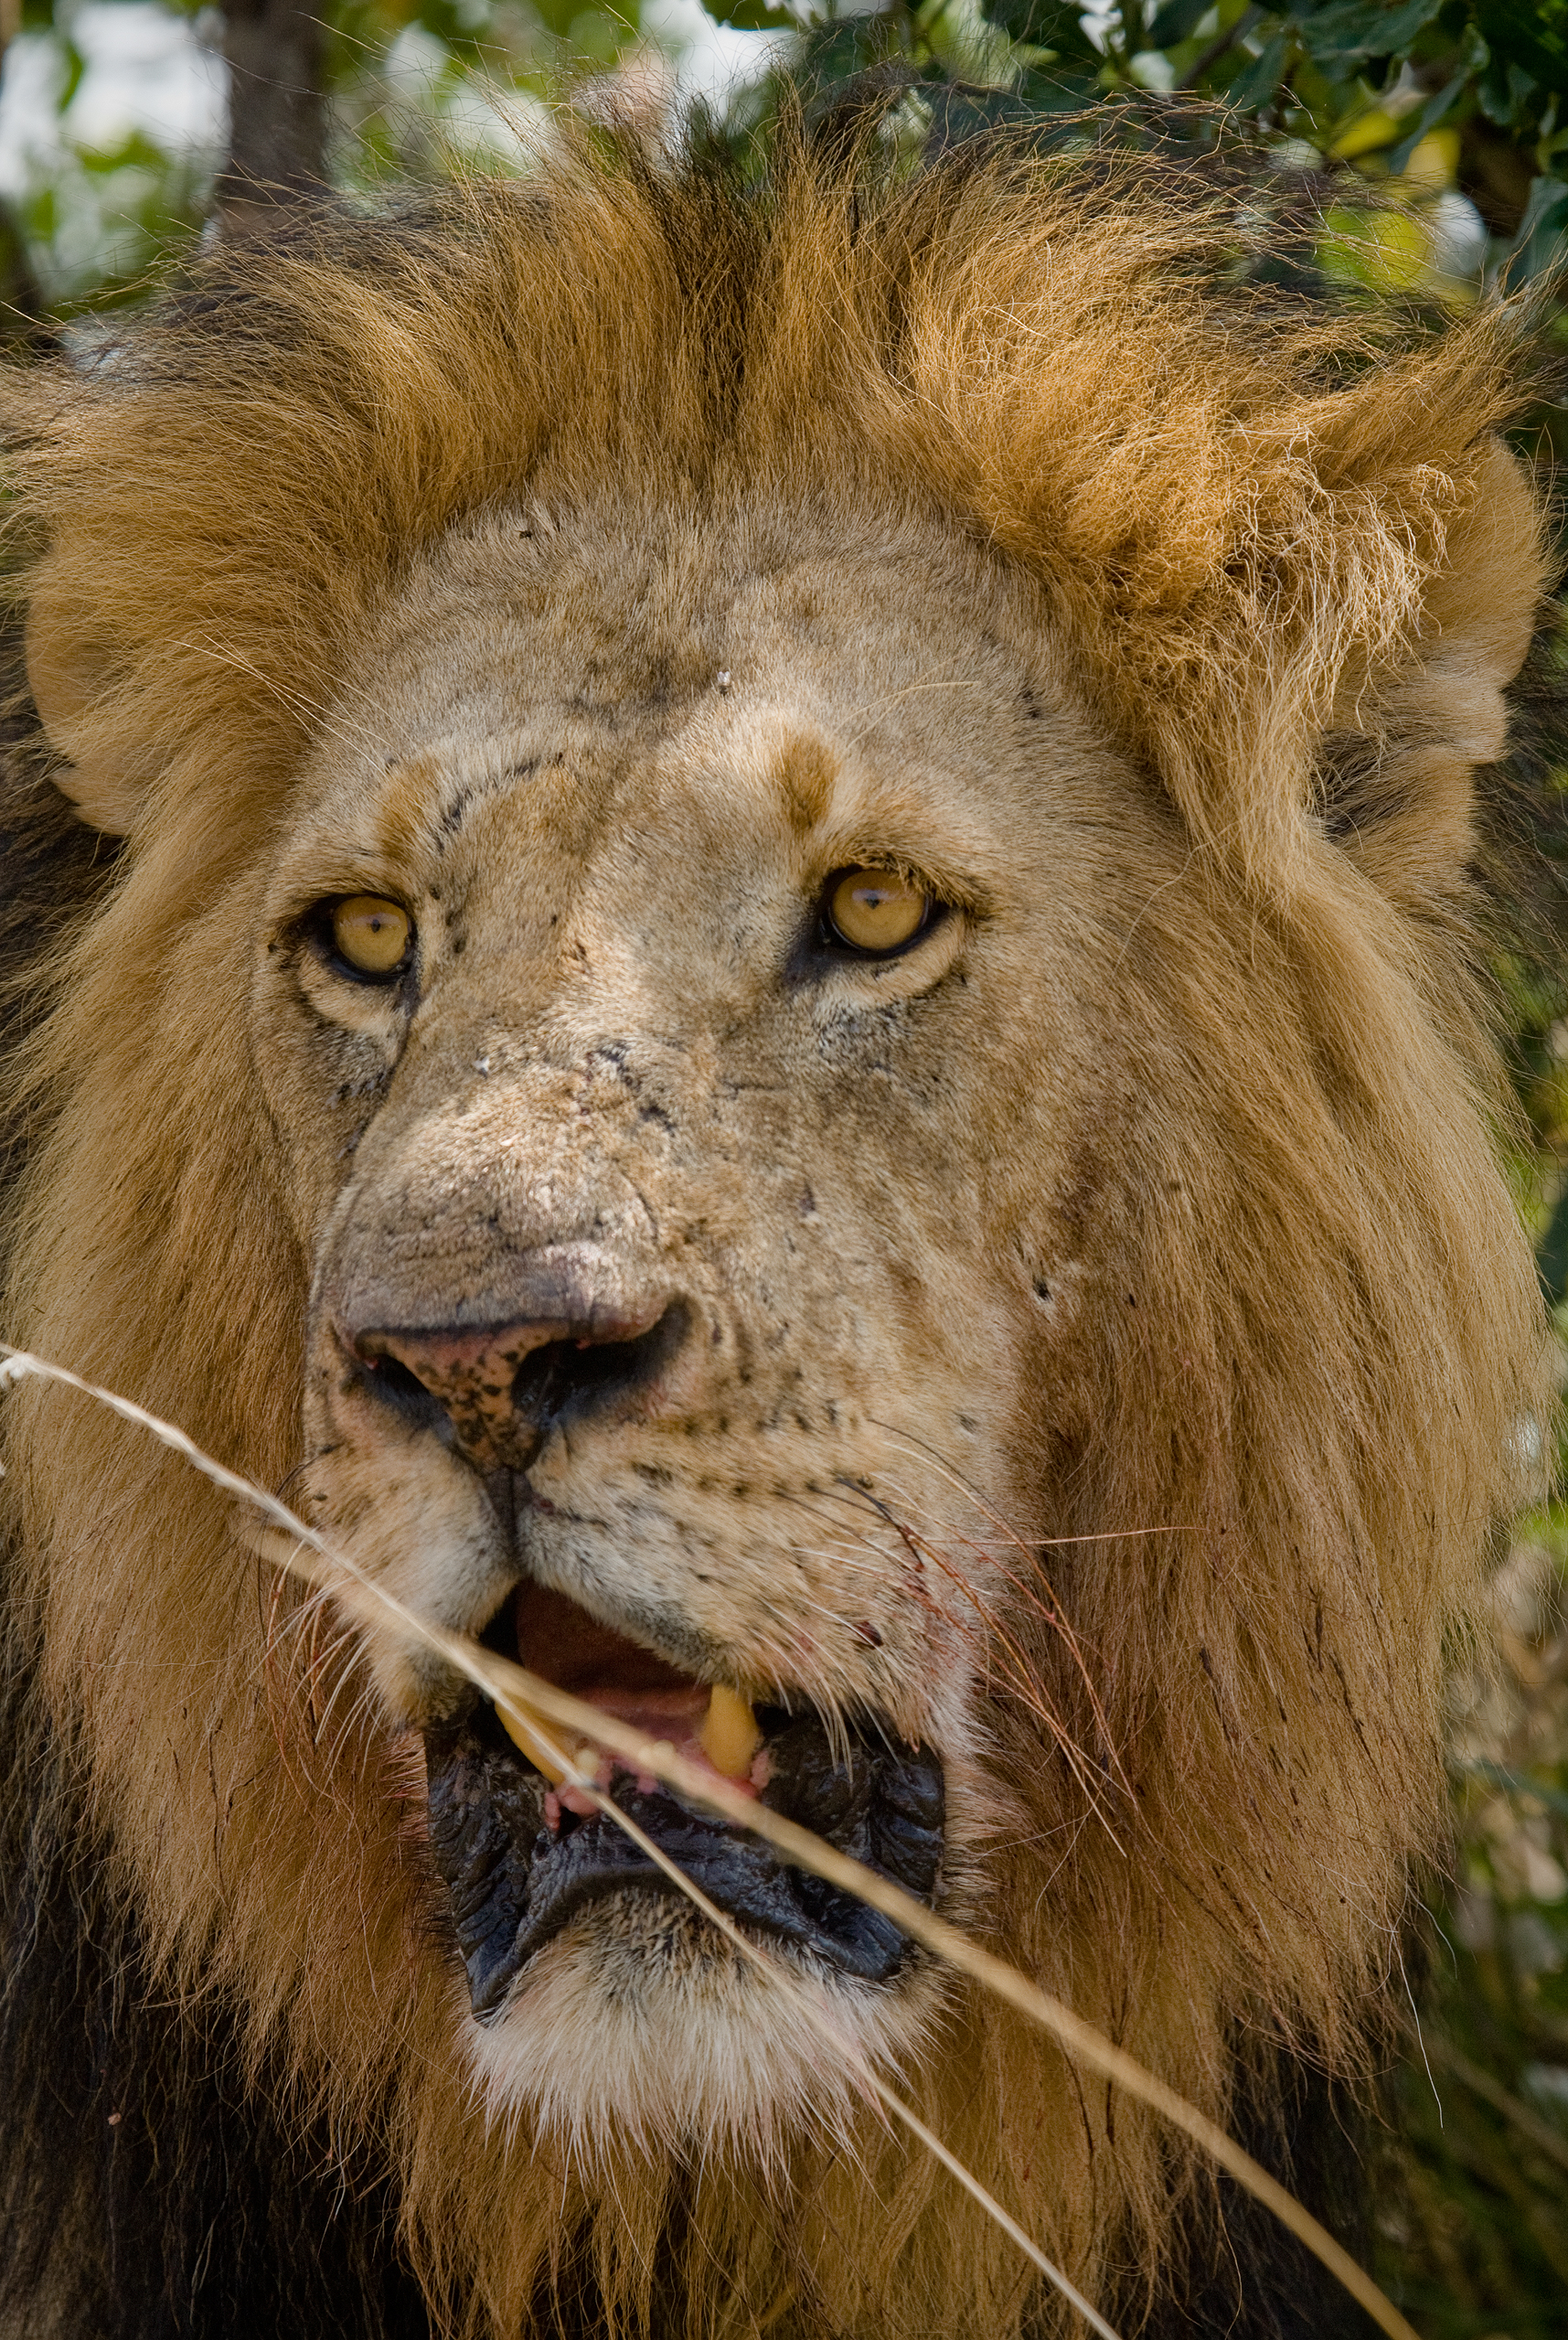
<box><xmin>290</xmin><ymin>504</ymin><xmax>1110</xmax><ymax>876</ymax></box>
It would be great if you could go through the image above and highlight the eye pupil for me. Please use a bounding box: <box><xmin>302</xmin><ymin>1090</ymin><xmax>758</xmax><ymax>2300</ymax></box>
<box><xmin>331</xmin><ymin>895</ymin><xmax>411</xmax><ymax>977</ymax></box>
<box><xmin>827</xmin><ymin>867</ymin><xmax>928</xmax><ymax>955</ymax></box>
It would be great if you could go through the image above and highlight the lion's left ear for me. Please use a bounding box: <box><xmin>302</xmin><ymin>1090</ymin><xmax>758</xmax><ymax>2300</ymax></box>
<box><xmin>25</xmin><ymin>581</ymin><xmax>146</xmax><ymax>836</ymax></box>
<box><xmin>1317</xmin><ymin>438</ymin><xmax>1546</xmax><ymax>902</ymax></box>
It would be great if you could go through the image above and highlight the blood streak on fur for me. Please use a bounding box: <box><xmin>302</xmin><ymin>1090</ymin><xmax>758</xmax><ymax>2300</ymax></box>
<box><xmin>0</xmin><ymin>118</ymin><xmax>1554</xmax><ymax>2340</ymax></box>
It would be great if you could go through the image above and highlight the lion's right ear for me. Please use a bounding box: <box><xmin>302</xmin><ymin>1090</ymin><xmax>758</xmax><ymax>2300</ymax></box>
<box><xmin>25</xmin><ymin>582</ymin><xmax>146</xmax><ymax>836</ymax></box>
<box><xmin>1317</xmin><ymin>437</ymin><xmax>1546</xmax><ymax>904</ymax></box>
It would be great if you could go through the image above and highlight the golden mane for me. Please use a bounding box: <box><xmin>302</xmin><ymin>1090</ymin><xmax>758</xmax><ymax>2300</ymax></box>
<box><xmin>0</xmin><ymin>127</ymin><xmax>1552</xmax><ymax>2336</ymax></box>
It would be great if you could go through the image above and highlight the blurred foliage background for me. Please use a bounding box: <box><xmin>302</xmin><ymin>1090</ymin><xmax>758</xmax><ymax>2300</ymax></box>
<box><xmin>3</xmin><ymin>2</ymin><xmax>1568</xmax><ymax>2333</ymax></box>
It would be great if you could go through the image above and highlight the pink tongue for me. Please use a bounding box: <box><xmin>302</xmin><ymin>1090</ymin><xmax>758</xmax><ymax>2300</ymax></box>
<box><xmin>582</xmin><ymin>1685</ymin><xmax>708</xmax><ymax>1746</ymax></box>
<box><xmin>551</xmin><ymin>1685</ymin><xmax>762</xmax><ymax>1819</ymax></box>
<box><xmin>513</xmin><ymin>1585</ymin><xmax>760</xmax><ymax>1821</ymax></box>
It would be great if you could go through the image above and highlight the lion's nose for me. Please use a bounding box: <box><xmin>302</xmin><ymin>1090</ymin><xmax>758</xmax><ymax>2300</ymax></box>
<box><xmin>351</xmin><ymin>1279</ymin><xmax>686</xmax><ymax>1473</ymax></box>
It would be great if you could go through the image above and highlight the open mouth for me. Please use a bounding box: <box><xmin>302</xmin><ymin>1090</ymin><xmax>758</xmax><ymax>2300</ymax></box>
<box><xmin>423</xmin><ymin>1582</ymin><xmax>945</xmax><ymax>2019</ymax></box>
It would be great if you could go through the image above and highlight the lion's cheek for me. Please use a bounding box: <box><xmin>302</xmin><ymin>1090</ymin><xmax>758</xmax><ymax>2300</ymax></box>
<box><xmin>247</xmin><ymin>978</ymin><xmax>403</xmax><ymax>1250</ymax></box>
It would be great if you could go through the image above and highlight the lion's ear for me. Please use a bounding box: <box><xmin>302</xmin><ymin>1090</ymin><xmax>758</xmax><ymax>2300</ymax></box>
<box><xmin>1319</xmin><ymin>438</ymin><xmax>1545</xmax><ymax>901</ymax></box>
<box><xmin>25</xmin><ymin>585</ymin><xmax>146</xmax><ymax>836</ymax></box>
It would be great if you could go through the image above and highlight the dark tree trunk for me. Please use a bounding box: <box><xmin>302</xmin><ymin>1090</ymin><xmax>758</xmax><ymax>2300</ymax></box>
<box><xmin>217</xmin><ymin>0</ymin><xmax>328</xmax><ymax>224</ymax></box>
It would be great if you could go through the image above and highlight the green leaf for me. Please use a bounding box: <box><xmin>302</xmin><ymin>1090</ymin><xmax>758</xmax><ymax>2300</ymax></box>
<box><xmin>1296</xmin><ymin>0</ymin><xmax>1443</xmax><ymax>75</ymax></box>
<box><xmin>1017</xmin><ymin>63</ymin><xmax>1104</xmax><ymax>110</ymax></box>
<box><xmin>21</xmin><ymin>187</ymin><xmax>58</xmax><ymax>243</ymax></box>
<box><xmin>987</xmin><ymin>0</ymin><xmax>1104</xmax><ymax>59</ymax></box>
<box><xmin>1221</xmin><ymin>27</ymin><xmax>1290</xmax><ymax>108</ymax></box>
<box><xmin>1474</xmin><ymin>0</ymin><xmax>1568</xmax><ymax>102</ymax></box>
<box><xmin>1478</xmin><ymin>55</ymin><xmax>1539</xmax><ymax>127</ymax></box>
<box><xmin>923</xmin><ymin>83</ymin><xmax>1042</xmax><ymax>152</ymax></box>
<box><xmin>791</xmin><ymin>16</ymin><xmax>898</xmax><ymax>94</ymax></box>
<box><xmin>1384</xmin><ymin>80</ymin><xmax>1465</xmax><ymax>171</ymax></box>
<box><xmin>1499</xmin><ymin>171</ymin><xmax>1568</xmax><ymax>287</ymax></box>
<box><xmin>1147</xmin><ymin>0</ymin><xmax>1212</xmax><ymax>45</ymax></box>
<box><xmin>1384</xmin><ymin>24</ymin><xmax>1488</xmax><ymax>169</ymax></box>
<box><xmin>58</xmin><ymin>37</ymin><xmax>86</xmax><ymax>111</ymax></box>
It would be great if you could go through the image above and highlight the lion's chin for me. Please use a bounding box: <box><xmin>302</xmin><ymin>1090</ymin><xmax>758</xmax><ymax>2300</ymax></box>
<box><xmin>462</xmin><ymin>1897</ymin><xmax>933</xmax><ymax>2161</ymax></box>
<box><xmin>416</xmin><ymin>1579</ymin><xmax>949</xmax><ymax>2156</ymax></box>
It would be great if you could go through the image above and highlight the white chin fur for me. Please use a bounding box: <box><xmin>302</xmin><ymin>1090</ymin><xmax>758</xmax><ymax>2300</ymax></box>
<box><xmin>464</xmin><ymin>1897</ymin><xmax>935</xmax><ymax>2169</ymax></box>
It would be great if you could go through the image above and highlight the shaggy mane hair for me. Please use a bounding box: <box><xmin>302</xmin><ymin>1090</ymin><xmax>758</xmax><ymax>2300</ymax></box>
<box><xmin>0</xmin><ymin>121</ymin><xmax>1553</xmax><ymax>2336</ymax></box>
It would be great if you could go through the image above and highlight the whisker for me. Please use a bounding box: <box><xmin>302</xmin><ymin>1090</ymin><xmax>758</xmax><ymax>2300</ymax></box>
<box><xmin>865</xmin><ymin>1421</ymin><xmax>1198</xmax><ymax>1555</ymax></box>
<box><xmin>921</xmin><ymin>1527</ymin><xmax>1131</xmax><ymax>1806</ymax></box>
<box><xmin>862</xmin><ymin>1453</ymin><xmax>1146</xmax><ymax>1800</ymax></box>
<box><xmin>832</xmin><ymin>1480</ymin><xmax>1125</xmax><ymax>1839</ymax></box>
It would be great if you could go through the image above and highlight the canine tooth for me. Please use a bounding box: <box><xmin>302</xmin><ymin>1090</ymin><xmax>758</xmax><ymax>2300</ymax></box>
<box><xmin>497</xmin><ymin>1699</ymin><xmax>567</xmax><ymax>1786</ymax></box>
<box><xmin>699</xmin><ymin>1683</ymin><xmax>762</xmax><ymax>1779</ymax></box>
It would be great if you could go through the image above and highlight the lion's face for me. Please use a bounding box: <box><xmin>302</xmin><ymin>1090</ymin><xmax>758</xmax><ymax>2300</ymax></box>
<box><xmin>248</xmin><ymin>503</ymin><xmax>1151</xmax><ymax>2139</ymax></box>
<box><xmin>6</xmin><ymin>152</ymin><xmax>1552</xmax><ymax>2334</ymax></box>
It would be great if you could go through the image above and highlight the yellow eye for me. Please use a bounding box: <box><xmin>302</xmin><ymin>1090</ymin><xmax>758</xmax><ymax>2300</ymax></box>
<box><xmin>331</xmin><ymin>896</ymin><xmax>412</xmax><ymax>978</ymax></box>
<box><xmin>825</xmin><ymin>867</ymin><xmax>930</xmax><ymax>956</ymax></box>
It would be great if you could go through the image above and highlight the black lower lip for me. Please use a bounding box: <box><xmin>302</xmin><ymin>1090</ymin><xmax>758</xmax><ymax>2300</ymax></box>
<box><xmin>422</xmin><ymin>1706</ymin><xmax>944</xmax><ymax>2019</ymax></box>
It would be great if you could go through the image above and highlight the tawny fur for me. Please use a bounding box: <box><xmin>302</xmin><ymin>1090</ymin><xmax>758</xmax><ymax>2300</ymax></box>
<box><xmin>0</xmin><ymin>130</ymin><xmax>1553</xmax><ymax>2336</ymax></box>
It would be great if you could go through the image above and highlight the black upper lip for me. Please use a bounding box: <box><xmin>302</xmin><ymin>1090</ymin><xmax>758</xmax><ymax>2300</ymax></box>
<box><xmin>423</xmin><ymin>1696</ymin><xmax>945</xmax><ymax>2019</ymax></box>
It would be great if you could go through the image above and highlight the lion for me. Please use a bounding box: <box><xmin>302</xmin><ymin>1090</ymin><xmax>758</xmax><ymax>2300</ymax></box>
<box><xmin>0</xmin><ymin>123</ymin><xmax>1552</xmax><ymax>2339</ymax></box>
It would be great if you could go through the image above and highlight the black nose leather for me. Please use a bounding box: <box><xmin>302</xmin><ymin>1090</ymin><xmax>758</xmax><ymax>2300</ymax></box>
<box><xmin>352</xmin><ymin>1280</ymin><xmax>686</xmax><ymax>1472</ymax></box>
